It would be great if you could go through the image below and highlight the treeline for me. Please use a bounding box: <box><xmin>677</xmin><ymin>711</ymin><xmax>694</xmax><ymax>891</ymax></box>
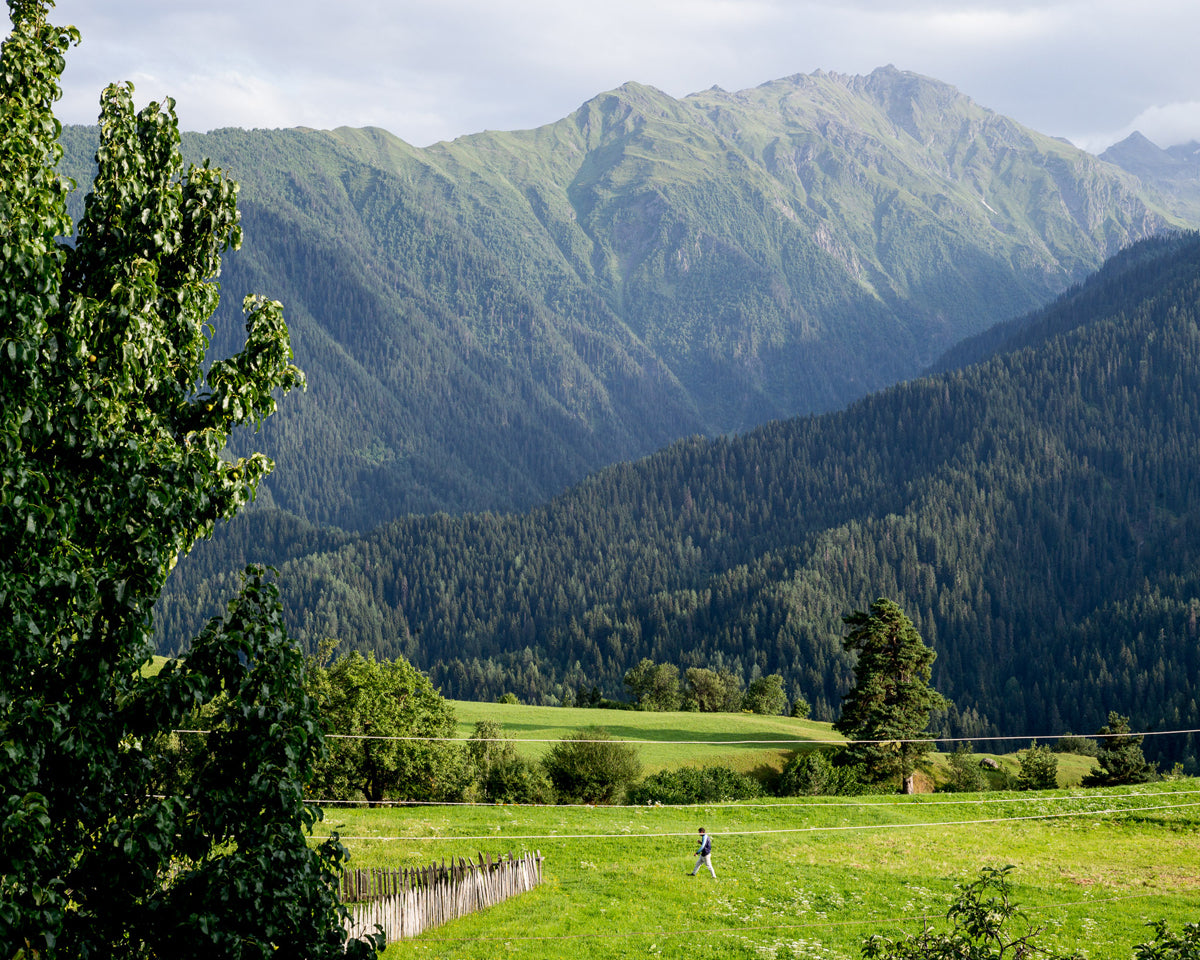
<box><xmin>159</xmin><ymin>232</ymin><xmax>1200</xmax><ymax>767</ymax></box>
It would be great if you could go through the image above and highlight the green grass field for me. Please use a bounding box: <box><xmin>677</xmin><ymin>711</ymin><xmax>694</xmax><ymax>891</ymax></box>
<box><xmin>320</xmin><ymin>783</ymin><xmax>1200</xmax><ymax>960</ymax></box>
<box><xmin>315</xmin><ymin>702</ymin><xmax>1191</xmax><ymax>959</ymax></box>
<box><xmin>451</xmin><ymin>700</ymin><xmax>841</xmax><ymax>775</ymax></box>
<box><xmin>451</xmin><ymin>700</ymin><xmax>1097</xmax><ymax>788</ymax></box>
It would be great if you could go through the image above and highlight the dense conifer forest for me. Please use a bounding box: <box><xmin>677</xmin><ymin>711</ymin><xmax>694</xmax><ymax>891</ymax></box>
<box><xmin>160</xmin><ymin>232</ymin><xmax>1200</xmax><ymax>768</ymax></box>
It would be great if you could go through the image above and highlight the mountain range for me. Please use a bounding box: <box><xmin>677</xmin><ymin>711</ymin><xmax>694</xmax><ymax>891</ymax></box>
<box><xmin>56</xmin><ymin>64</ymin><xmax>1200</xmax><ymax>763</ymax></box>
<box><xmin>60</xmin><ymin>65</ymin><xmax>1193</xmax><ymax>528</ymax></box>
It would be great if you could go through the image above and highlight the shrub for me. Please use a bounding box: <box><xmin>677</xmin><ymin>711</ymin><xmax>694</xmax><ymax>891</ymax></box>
<box><xmin>941</xmin><ymin>744</ymin><xmax>987</xmax><ymax>793</ymax></box>
<box><xmin>1016</xmin><ymin>741</ymin><xmax>1059</xmax><ymax>790</ymax></box>
<box><xmin>742</xmin><ymin>674</ymin><xmax>788</xmax><ymax>716</ymax></box>
<box><xmin>542</xmin><ymin>726</ymin><xmax>642</xmax><ymax>803</ymax></box>
<box><xmin>1135</xmin><ymin>920</ymin><xmax>1200</xmax><ymax>959</ymax></box>
<box><xmin>862</xmin><ymin>865</ymin><xmax>1083</xmax><ymax>960</ymax></box>
<box><xmin>1052</xmin><ymin>735</ymin><xmax>1098</xmax><ymax>756</ymax></box>
<box><xmin>627</xmin><ymin>765</ymin><xmax>764</xmax><ymax>804</ymax></box>
<box><xmin>778</xmin><ymin>750</ymin><xmax>868</xmax><ymax>796</ymax></box>
<box><xmin>466</xmin><ymin>720</ymin><xmax>554</xmax><ymax>804</ymax></box>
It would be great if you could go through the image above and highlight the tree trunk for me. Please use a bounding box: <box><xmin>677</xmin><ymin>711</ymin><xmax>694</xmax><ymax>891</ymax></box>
<box><xmin>901</xmin><ymin>772</ymin><xmax>915</xmax><ymax>794</ymax></box>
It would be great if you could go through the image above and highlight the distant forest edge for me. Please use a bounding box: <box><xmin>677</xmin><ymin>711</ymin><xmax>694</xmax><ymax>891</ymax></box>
<box><xmin>159</xmin><ymin>231</ymin><xmax>1200</xmax><ymax>770</ymax></box>
<box><xmin>61</xmin><ymin>66</ymin><xmax>1193</xmax><ymax>528</ymax></box>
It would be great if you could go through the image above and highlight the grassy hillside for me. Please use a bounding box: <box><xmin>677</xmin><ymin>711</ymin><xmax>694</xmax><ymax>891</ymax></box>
<box><xmin>451</xmin><ymin>700</ymin><xmax>837</xmax><ymax>775</ymax></box>
<box><xmin>314</xmin><ymin>781</ymin><xmax>1200</xmax><ymax>959</ymax></box>
<box><xmin>449</xmin><ymin>700</ymin><xmax>1097</xmax><ymax>787</ymax></box>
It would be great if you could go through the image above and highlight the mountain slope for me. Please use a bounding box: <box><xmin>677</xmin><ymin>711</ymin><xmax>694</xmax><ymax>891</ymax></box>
<box><xmin>159</xmin><ymin>232</ymin><xmax>1200</xmax><ymax>766</ymax></box>
<box><xmin>1102</xmin><ymin>132</ymin><xmax>1200</xmax><ymax>223</ymax></box>
<box><xmin>62</xmin><ymin>67</ymin><xmax>1188</xmax><ymax>527</ymax></box>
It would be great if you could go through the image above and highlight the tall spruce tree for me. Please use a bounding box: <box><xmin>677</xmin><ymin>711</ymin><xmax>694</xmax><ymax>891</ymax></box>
<box><xmin>0</xmin><ymin>2</ymin><xmax>378</xmax><ymax>955</ymax></box>
<box><xmin>833</xmin><ymin>598</ymin><xmax>948</xmax><ymax>793</ymax></box>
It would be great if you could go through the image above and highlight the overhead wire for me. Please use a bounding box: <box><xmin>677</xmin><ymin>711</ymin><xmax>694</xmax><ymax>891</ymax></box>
<box><xmin>170</xmin><ymin>726</ymin><xmax>1200</xmax><ymax>744</ymax></box>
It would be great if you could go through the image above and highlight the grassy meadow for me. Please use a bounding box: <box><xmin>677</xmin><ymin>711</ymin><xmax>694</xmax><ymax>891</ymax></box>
<box><xmin>321</xmin><ymin>784</ymin><xmax>1200</xmax><ymax>960</ymax></box>
<box><xmin>315</xmin><ymin>702</ymin><xmax>1197</xmax><ymax>959</ymax></box>
<box><xmin>451</xmin><ymin>700</ymin><xmax>842</xmax><ymax>775</ymax></box>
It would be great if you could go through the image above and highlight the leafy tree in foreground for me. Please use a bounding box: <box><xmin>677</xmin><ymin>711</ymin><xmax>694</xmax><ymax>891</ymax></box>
<box><xmin>833</xmin><ymin>597</ymin><xmax>949</xmax><ymax>793</ymax></box>
<box><xmin>1082</xmin><ymin>711</ymin><xmax>1156</xmax><ymax>787</ymax></box>
<box><xmin>0</xmin><ymin>2</ymin><xmax>376</xmax><ymax>955</ymax></box>
<box><xmin>862</xmin><ymin>865</ymin><xmax>1083</xmax><ymax>960</ymax></box>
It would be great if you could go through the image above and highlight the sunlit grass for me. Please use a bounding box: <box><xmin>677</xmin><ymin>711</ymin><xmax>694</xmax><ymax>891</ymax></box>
<box><xmin>317</xmin><ymin>780</ymin><xmax>1200</xmax><ymax>959</ymax></box>
<box><xmin>450</xmin><ymin>700</ymin><xmax>841</xmax><ymax>775</ymax></box>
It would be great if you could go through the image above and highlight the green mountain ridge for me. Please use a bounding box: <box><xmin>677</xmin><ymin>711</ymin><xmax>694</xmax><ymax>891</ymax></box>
<box><xmin>159</xmin><ymin>232</ymin><xmax>1200</xmax><ymax>768</ymax></box>
<box><xmin>61</xmin><ymin>66</ymin><xmax>1190</xmax><ymax>528</ymax></box>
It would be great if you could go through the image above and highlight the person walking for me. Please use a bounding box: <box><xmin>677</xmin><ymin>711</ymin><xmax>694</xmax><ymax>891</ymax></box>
<box><xmin>690</xmin><ymin>827</ymin><xmax>715</xmax><ymax>877</ymax></box>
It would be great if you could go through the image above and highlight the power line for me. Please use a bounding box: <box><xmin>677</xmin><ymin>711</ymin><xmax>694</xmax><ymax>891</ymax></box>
<box><xmin>316</xmin><ymin>797</ymin><xmax>1200</xmax><ymax>842</ymax></box>
<box><xmin>170</xmin><ymin>726</ymin><xmax>1200</xmax><ymax>745</ymax></box>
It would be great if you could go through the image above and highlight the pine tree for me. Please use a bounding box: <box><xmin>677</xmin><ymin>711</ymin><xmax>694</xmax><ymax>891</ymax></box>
<box><xmin>834</xmin><ymin>598</ymin><xmax>949</xmax><ymax>793</ymax></box>
<box><xmin>1082</xmin><ymin>712</ymin><xmax>1156</xmax><ymax>787</ymax></box>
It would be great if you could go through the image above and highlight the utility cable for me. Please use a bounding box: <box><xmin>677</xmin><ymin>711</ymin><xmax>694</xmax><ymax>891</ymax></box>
<box><xmin>171</xmin><ymin>725</ymin><xmax>1200</xmax><ymax>745</ymax></box>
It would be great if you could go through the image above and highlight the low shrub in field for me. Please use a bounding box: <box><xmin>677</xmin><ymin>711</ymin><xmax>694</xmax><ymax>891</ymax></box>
<box><xmin>626</xmin><ymin>765</ymin><xmax>764</xmax><ymax>804</ymax></box>
<box><xmin>1017</xmin><ymin>741</ymin><xmax>1059</xmax><ymax>790</ymax></box>
<box><xmin>941</xmin><ymin>744</ymin><xmax>988</xmax><ymax>793</ymax></box>
<box><xmin>542</xmin><ymin>726</ymin><xmax>642</xmax><ymax>803</ymax></box>
<box><xmin>778</xmin><ymin>749</ymin><xmax>869</xmax><ymax>796</ymax></box>
<box><xmin>466</xmin><ymin>721</ymin><xmax>555</xmax><ymax>804</ymax></box>
<box><xmin>1053</xmin><ymin>735</ymin><xmax>1099</xmax><ymax>756</ymax></box>
<box><xmin>1135</xmin><ymin>920</ymin><xmax>1200</xmax><ymax>959</ymax></box>
<box><xmin>862</xmin><ymin>865</ymin><xmax>1083</xmax><ymax>960</ymax></box>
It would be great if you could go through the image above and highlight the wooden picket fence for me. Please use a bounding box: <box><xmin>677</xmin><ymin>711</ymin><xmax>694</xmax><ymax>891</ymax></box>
<box><xmin>342</xmin><ymin>851</ymin><xmax>544</xmax><ymax>942</ymax></box>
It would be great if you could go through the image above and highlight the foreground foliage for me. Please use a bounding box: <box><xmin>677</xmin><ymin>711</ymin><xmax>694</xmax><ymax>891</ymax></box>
<box><xmin>0</xmin><ymin>2</ymin><xmax>374</xmax><ymax>955</ymax></box>
<box><xmin>863</xmin><ymin>865</ymin><xmax>1083</xmax><ymax>960</ymax></box>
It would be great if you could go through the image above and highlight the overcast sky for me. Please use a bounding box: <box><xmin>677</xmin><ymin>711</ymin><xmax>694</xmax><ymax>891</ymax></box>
<box><xmin>42</xmin><ymin>0</ymin><xmax>1200</xmax><ymax>154</ymax></box>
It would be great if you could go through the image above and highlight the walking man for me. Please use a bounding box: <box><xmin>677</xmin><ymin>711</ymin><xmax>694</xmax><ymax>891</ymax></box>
<box><xmin>691</xmin><ymin>827</ymin><xmax>715</xmax><ymax>877</ymax></box>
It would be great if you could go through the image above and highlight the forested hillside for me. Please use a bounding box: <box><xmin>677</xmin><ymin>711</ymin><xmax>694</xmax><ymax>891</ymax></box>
<box><xmin>159</xmin><ymin>233</ymin><xmax>1200</xmax><ymax>767</ymax></box>
<box><xmin>62</xmin><ymin>67</ymin><xmax>1186</xmax><ymax>527</ymax></box>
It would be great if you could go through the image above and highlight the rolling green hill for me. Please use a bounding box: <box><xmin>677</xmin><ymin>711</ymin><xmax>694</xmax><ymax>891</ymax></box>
<box><xmin>159</xmin><ymin>232</ymin><xmax>1200</xmax><ymax>769</ymax></box>
<box><xmin>62</xmin><ymin>67</ymin><xmax>1189</xmax><ymax>527</ymax></box>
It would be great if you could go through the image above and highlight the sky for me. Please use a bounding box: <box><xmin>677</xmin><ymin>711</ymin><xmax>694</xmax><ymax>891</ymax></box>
<box><xmin>40</xmin><ymin>0</ymin><xmax>1200</xmax><ymax>155</ymax></box>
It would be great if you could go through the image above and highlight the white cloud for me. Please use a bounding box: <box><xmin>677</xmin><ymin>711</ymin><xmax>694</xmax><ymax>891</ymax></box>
<box><xmin>1074</xmin><ymin>101</ymin><xmax>1200</xmax><ymax>154</ymax></box>
<box><xmin>35</xmin><ymin>0</ymin><xmax>1200</xmax><ymax>150</ymax></box>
